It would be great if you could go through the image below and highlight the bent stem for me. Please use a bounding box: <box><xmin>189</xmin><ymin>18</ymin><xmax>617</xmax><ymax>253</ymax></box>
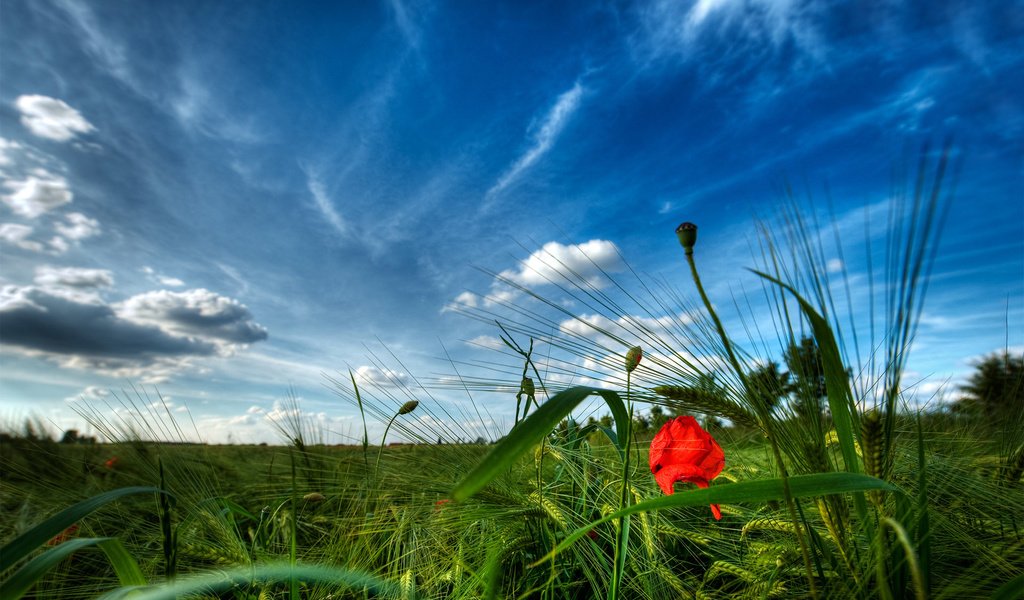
<box><xmin>684</xmin><ymin>246</ymin><xmax>819</xmax><ymax>599</ymax></box>
<box><xmin>374</xmin><ymin>414</ymin><xmax>400</xmax><ymax>477</ymax></box>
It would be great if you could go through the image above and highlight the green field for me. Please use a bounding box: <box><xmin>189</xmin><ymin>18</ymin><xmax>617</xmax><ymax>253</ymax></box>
<box><xmin>2</xmin><ymin>159</ymin><xmax>1023</xmax><ymax>599</ymax></box>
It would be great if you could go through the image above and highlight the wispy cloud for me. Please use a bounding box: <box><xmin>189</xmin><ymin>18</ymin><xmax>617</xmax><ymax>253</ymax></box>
<box><xmin>305</xmin><ymin>171</ymin><xmax>349</xmax><ymax>238</ymax></box>
<box><xmin>486</xmin><ymin>81</ymin><xmax>584</xmax><ymax>201</ymax></box>
<box><xmin>631</xmin><ymin>0</ymin><xmax>829</xmax><ymax>70</ymax></box>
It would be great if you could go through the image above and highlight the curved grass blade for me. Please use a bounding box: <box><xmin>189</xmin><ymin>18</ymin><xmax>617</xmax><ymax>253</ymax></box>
<box><xmin>0</xmin><ymin>537</ymin><xmax>145</xmax><ymax>600</ymax></box>
<box><xmin>531</xmin><ymin>472</ymin><xmax>895</xmax><ymax>566</ymax></box>
<box><xmin>96</xmin><ymin>562</ymin><xmax>404</xmax><ymax>600</ymax></box>
<box><xmin>451</xmin><ymin>386</ymin><xmax>629</xmax><ymax>502</ymax></box>
<box><xmin>0</xmin><ymin>486</ymin><xmax>167</xmax><ymax>574</ymax></box>
<box><xmin>749</xmin><ymin>269</ymin><xmax>861</xmax><ymax>474</ymax></box>
<box><xmin>990</xmin><ymin>573</ymin><xmax>1024</xmax><ymax>600</ymax></box>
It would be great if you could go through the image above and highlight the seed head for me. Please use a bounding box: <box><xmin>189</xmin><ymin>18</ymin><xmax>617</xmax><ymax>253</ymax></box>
<box><xmin>675</xmin><ymin>222</ymin><xmax>698</xmax><ymax>254</ymax></box>
<box><xmin>625</xmin><ymin>346</ymin><xmax>643</xmax><ymax>373</ymax></box>
<box><xmin>398</xmin><ymin>400</ymin><xmax>419</xmax><ymax>415</ymax></box>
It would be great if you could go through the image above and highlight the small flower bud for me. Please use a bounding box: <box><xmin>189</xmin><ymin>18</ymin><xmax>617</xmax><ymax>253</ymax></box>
<box><xmin>625</xmin><ymin>346</ymin><xmax>642</xmax><ymax>373</ymax></box>
<box><xmin>675</xmin><ymin>222</ymin><xmax>698</xmax><ymax>254</ymax></box>
<box><xmin>398</xmin><ymin>400</ymin><xmax>419</xmax><ymax>415</ymax></box>
<box><xmin>521</xmin><ymin>377</ymin><xmax>535</xmax><ymax>396</ymax></box>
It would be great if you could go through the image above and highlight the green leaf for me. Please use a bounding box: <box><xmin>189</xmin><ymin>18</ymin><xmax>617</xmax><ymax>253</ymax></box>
<box><xmin>0</xmin><ymin>486</ymin><xmax>167</xmax><ymax>574</ymax></box>
<box><xmin>749</xmin><ymin>269</ymin><xmax>861</xmax><ymax>475</ymax></box>
<box><xmin>0</xmin><ymin>537</ymin><xmax>144</xmax><ymax>600</ymax></box>
<box><xmin>97</xmin><ymin>539</ymin><xmax>147</xmax><ymax>586</ymax></box>
<box><xmin>451</xmin><ymin>386</ymin><xmax>628</xmax><ymax>502</ymax></box>
<box><xmin>990</xmin><ymin>573</ymin><xmax>1024</xmax><ymax>600</ymax></box>
<box><xmin>532</xmin><ymin>472</ymin><xmax>895</xmax><ymax>566</ymax></box>
<box><xmin>96</xmin><ymin>562</ymin><xmax>404</xmax><ymax>600</ymax></box>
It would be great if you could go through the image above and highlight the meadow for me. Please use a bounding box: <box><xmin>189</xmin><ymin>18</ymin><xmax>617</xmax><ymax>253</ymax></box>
<box><xmin>2</xmin><ymin>153</ymin><xmax>1022</xmax><ymax>599</ymax></box>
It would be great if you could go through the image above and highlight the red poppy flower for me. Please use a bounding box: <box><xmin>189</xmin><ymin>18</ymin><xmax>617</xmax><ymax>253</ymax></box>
<box><xmin>649</xmin><ymin>416</ymin><xmax>725</xmax><ymax>520</ymax></box>
<box><xmin>434</xmin><ymin>499</ymin><xmax>451</xmax><ymax>511</ymax></box>
<box><xmin>104</xmin><ymin>456</ymin><xmax>119</xmax><ymax>469</ymax></box>
<box><xmin>47</xmin><ymin>524</ymin><xmax>79</xmax><ymax>546</ymax></box>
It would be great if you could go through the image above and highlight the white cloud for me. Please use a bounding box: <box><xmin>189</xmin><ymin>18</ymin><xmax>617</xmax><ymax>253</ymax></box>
<box><xmin>0</xmin><ymin>285</ymin><xmax>269</xmax><ymax>382</ymax></box>
<box><xmin>558</xmin><ymin>311</ymin><xmax>691</xmax><ymax>350</ymax></box>
<box><xmin>826</xmin><ymin>258</ymin><xmax>844</xmax><ymax>273</ymax></box>
<box><xmin>158</xmin><ymin>276</ymin><xmax>185</xmax><ymax>287</ymax></box>
<box><xmin>141</xmin><ymin>266</ymin><xmax>185</xmax><ymax>287</ymax></box>
<box><xmin>15</xmin><ymin>95</ymin><xmax>96</xmax><ymax>142</ymax></box>
<box><xmin>55</xmin><ymin>212</ymin><xmax>101</xmax><ymax>240</ymax></box>
<box><xmin>34</xmin><ymin>265</ymin><xmax>114</xmax><ymax>289</ymax></box>
<box><xmin>2</xmin><ymin>173</ymin><xmax>73</xmax><ymax>218</ymax></box>
<box><xmin>0</xmin><ymin>223</ymin><xmax>45</xmax><ymax>252</ymax></box>
<box><xmin>0</xmin><ymin>138</ymin><xmax>22</xmax><ymax>167</ymax></box>
<box><xmin>48</xmin><ymin>236</ymin><xmax>70</xmax><ymax>254</ymax></box>
<box><xmin>306</xmin><ymin>172</ymin><xmax>348</xmax><ymax>237</ymax></box>
<box><xmin>117</xmin><ymin>289</ymin><xmax>269</xmax><ymax>346</ymax></box>
<box><xmin>634</xmin><ymin>0</ymin><xmax>828</xmax><ymax>68</ymax></box>
<box><xmin>353</xmin><ymin>365</ymin><xmax>411</xmax><ymax>388</ymax></box>
<box><xmin>487</xmin><ymin>81</ymin><xmax>584</xmax><ymax>199</ymax></box>
<box><xmin>499</xmin><ymin>239</ymin><xmax>624</xmax><ymax>289</ymax></box>
<box><xmin>466</xmin><ymin>335</ymin><xmax>505</xmax><ymax>350</ymax></box>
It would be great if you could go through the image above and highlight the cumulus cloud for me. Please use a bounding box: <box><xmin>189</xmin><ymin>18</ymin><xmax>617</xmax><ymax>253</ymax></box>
<box><xmin>141</xmin><ymin>266</ymin><xmax>185</xmax><ymax>287</ymax></box>
<box><xmin>0</xmin><ymin>223</ymin><xmax>45</xmax><ymax>252</ymax></box>
<box><xmin>466</xmin><ymin>335</ymin><xmax>505</xmax><ymax>350</ymax></box>
<box><xmin>55</xmin><ymin>213</ymin><xmax>101</xmax><ymax>240</ymax></box>
<box><xmin>487</xmin><ymin>81</ymin><xmax>584</xmax><ymax>199</ymax></box>
<box><xmin>499</xmin><ymin>239</ymin><xmax>624</xmax><ymax>289</ymax></box>
<box><xmin>117</xmin><ymin>289</ymin><xmax>269</xmax><ymax>345</ymax></box>
<box><xmin>15</xmin><ymin>95</ymin><xmax>96</xmax><ymax>142</ymax></box>
<box><xmin>2</xmin><ymin>172</ymin><xmax>73</xmax><ymax>218</ymax></box>
<box><xmin>34</xmin><ymin>265</ymin><xmax>114</xmax><ymax>289</ymax></box>
<box><xmin>559</xmin><ymin>311</ymin><xmax>691</xmax><ymax>351</ymax></box>
<box><xmin>0</xmin><ymin>285</ymin><xmax>268</xmax><ymax>380</ymax></box>
<box><xmin>353</xmin><ymin>365</ymin><xmax>411</xmax><ymax>388</ymax></box>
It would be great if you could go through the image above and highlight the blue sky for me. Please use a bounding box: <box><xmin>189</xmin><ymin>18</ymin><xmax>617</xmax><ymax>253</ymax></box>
<box><xmin>1</xmin><ymin>0</ymin><xmax>1021</xmax><ymax>444</ymax></box>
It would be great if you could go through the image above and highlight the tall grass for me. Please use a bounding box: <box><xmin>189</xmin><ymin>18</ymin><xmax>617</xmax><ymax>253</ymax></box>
<box><xmin>3</xmin><ymin>150</ymin><xmax>1022</xmax><ymax>598</ymax></box>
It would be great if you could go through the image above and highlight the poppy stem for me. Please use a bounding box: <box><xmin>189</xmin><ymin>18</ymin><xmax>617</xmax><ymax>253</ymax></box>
<box><xmin>374</xmin><ymin>414</ymin><xmax>399</xmax><ymax>477</ymax></box>
<box><xmin>683</xmin><ymin>243</ymin><xmax>820</xmax><ymax>600</ymax></box>
<box><xmin>610</xmin><ymin>370</ymin><xmax>634</xmax><ymax>600</ymax></box>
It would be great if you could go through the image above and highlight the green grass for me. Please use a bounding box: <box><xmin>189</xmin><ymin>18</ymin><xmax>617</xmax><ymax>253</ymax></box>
<box><xmin>2</xmin><ymin>149</ymin><xmax>1022</xmax><ymax>598</ymax></box>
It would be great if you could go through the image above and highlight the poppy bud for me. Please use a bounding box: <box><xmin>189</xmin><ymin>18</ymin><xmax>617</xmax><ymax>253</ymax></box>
<box><xmin>521</xmin><ymin>377</ymin><xmax>535</xmax><ymax>396</ymax></box>
<box><xmin>398</xmin><ymin>400</ymin><xmax>419</xmax><ymax>415</ymax></box>
<box><xmin>675</xmin><ymin>222</ymin><xmax>698</xmax><ymax>255</ymax></box>
<box><xmin>625</xmin><ymin>346</ymin><xmax>642</xmax><ymax>373</ymax></box>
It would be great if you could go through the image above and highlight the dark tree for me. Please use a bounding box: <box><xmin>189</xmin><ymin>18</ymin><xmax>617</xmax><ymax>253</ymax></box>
<box><xmin>747</xmin><ymin>361</ymin><xmax>790</xmax><ymax>414</ymax></box>
<box><xmin>784</xmin><ymin>336</ymin><xmax>827</xmax><ymax>418</ymax></box>
<box><xmin>649</xmin><ymin>405</ymin><xmax>670</xmax><ymax>430</ymax></box>
<box><xmin>955</xmin><ymin>352</ymin><xmax>1024</xmax><ymax>420</ymax></box>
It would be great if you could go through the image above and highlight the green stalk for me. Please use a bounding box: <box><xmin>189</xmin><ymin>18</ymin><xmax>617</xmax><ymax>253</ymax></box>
<box><xmin>609</xmin><ymin>370</ymin><xmax>634</xmax><ymax>600</ymax></box>
<box><xmin>374</xmin><ymin>401</ymin><xmax>419</xmax><ymax>477</ymax></box>
<box><xmin>374</xmin><ymin>414</ymin><xmax>400</xmax><ymax>477</ymax></box>
<box><xmin>682</xmin><ymin>237</ymin><xmax>819</xmax><ymax>599</ymax></box>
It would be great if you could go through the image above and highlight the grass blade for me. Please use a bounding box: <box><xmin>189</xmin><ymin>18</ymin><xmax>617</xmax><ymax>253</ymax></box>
<box><xmin>451</xmin><ymin>386</ymin><xmax>629</xmax><ymax>502</ymax></box>
<box><xmin>532</xmin><ymin>472</ymin><xmax>895</xmax><ymax>565</ymax></box>
<box><xmin>95</xmin><ymin>562</ymin><xmax>405</xmax><ymax>600</ymax></box>
<box><xmin>0</xmin><ymin>537</ymin><xmax>144</xmax><ymax>600</ymax></box>
<box><xmin>749</xmin><ymin>269</ymin><xmax>861</xmax><ymax>474</ymax></box>
<box><xmin>0</xmin><ymin>486</ymin><xmax>166</xmax><ymax>574</ymax></box>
